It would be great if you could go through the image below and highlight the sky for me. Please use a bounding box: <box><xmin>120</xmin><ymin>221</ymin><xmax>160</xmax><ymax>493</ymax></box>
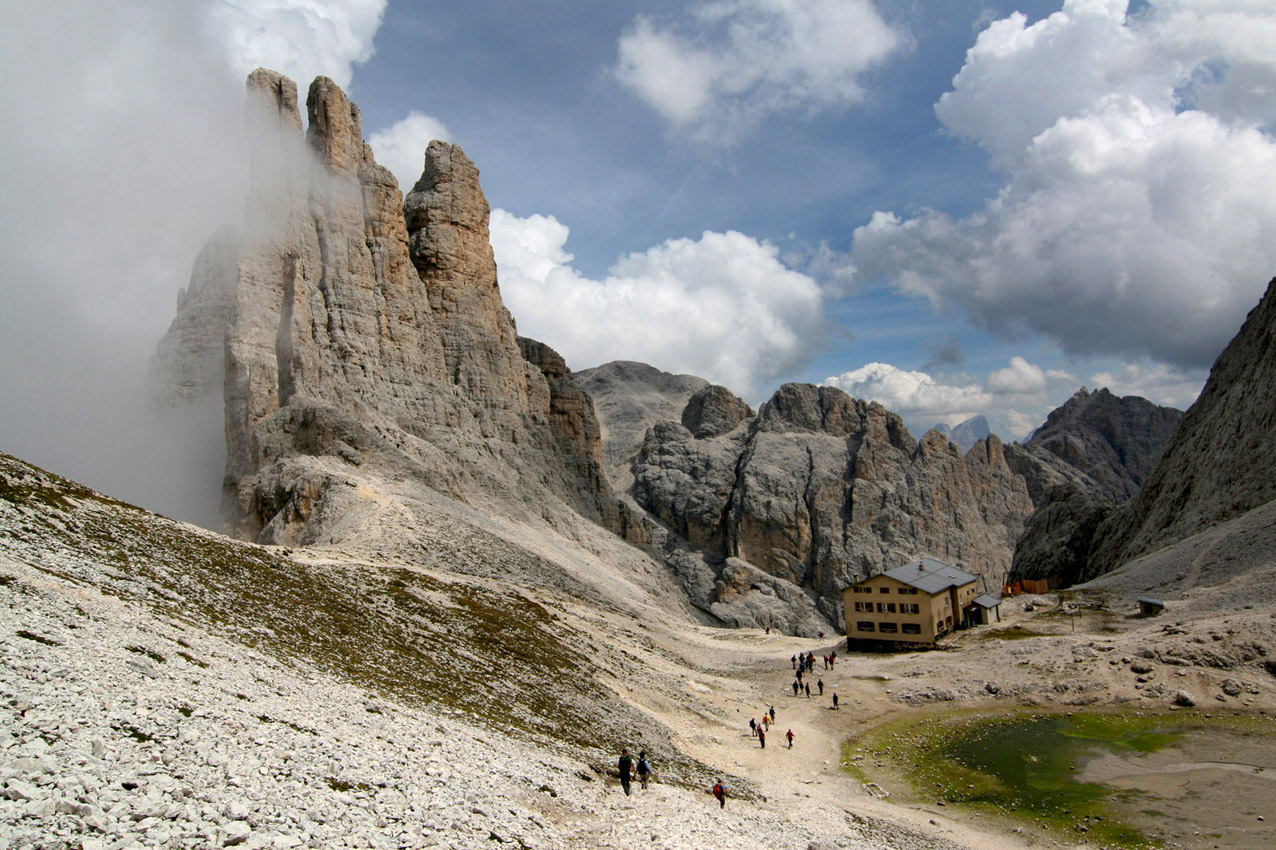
<box><xmin>2</xmin><ymin>0</ymin><xmax>1275</xmax><ymax>520</ymax></box>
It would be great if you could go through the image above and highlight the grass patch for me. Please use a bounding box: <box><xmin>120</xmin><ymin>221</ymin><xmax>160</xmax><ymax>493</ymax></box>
<box><xmin>16</xmin><ymin>629</ymin><xmax>61</xmax><ymax>646</ymax></box>
<box><xmin>126</xmin><ymin>645</ymin><xmax>166</xmax><ymax>664</ymax></box>
<box><xmin>844</xmin><ymin>709</ymin><xmax>1276</xmax><ymax>849</ymax></box>
<box><xmin>0</xmin><ymin>450</ymin><xmax>718</xmax><ymax>792</ymax></box>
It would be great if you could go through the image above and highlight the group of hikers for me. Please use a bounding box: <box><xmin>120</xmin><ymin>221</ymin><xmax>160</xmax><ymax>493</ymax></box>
<box><xmin>616</xmin><ymin>748</ymin><xmax>653</xmax><ymax>796</ymax></box>
<box><xmin>747</xmin><ymin>705</ymin><xmax>796</xmax><ymax>749</ymax></box>
<box><xmin>617</xmin><ymin>644</ymin><xmax>845</xmax><ymax>809</ymax></box>
<box><xmin>617</xmin><ymin>747</ymin><xmax>731</xmax><ymax>808</ymax></box>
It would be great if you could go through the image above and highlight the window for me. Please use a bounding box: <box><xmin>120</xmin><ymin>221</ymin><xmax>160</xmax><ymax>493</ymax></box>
<box><xmin>902</xmin><ymin>623</ymin><xmax>921</xmax><ymax>634</ymax></box>
<box><xmin>937</xmin><ymin>621</ymin><xmax>948</xmax><ymax>634</ymax></box>
<box><xmin>901</xmin><ymin>603</ymin><xmax>920</xmax><ymax>615</ymax></box>
<box><xmin>856</xmin><ymin>621</ymin><xmax>875</xmax><ymax>632</ymax></box>
<box><xmin>877</xmin><ymin>602</ymin><xmax>896</xmax><ymax>614</ymax></box>
<box><xmin>899</xmin><ymin>587</ymin><xmax>918</xmax><ymax>595</ymax></box>
<box><xmin>853</xmin><ymin>601</ymin><xmax>872</xmax><ymax>613</ymax></box>
<box><xmin>878</xmin><ymin>587</ymin><xmax>890</xmax><ymax>593</ymax></box>
<box><xmin>878</xmin><ymin>622</ymin><xmax>898</xmax><ymax>633</ymax></box>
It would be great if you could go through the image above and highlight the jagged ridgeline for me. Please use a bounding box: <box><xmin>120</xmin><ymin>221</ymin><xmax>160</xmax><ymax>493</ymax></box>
<box><xmin>150</xmin><ymin>69</ymin><xmax>1194</xmax><ymax>636</ymax></box>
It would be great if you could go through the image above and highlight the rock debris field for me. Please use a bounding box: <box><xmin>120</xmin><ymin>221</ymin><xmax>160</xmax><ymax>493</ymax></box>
<box><xmin>1</xmin><ymin>557</ymin><xmax>959</xmax><ymax>850</ymax></box>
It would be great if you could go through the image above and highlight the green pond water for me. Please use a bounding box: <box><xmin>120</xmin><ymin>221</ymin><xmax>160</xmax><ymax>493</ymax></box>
<box><xmin>844</xmin><ymin>711</ymin><xmax>1267</xmax><ymax>848</ymax></box>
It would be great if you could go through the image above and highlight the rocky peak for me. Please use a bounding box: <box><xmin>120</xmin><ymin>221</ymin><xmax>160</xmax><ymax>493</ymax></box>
<box><xmin>681</xmin><ymin>385</ymin><xmax>753</xmax><ymax>438</ymax></box>
<box><xmin>305</xmin><ymin>76</ymin><xmax>365</xmax><ymax>174</ymax></box>
<box><xmin>151</xmin><ymin>71</ymin><xmax>621</xmax><ymax>547</ymax></box>
<box><xmin>626</xmin><ymin>382</ymin><xmax>1031</xmax><ymax>631</ymax></box>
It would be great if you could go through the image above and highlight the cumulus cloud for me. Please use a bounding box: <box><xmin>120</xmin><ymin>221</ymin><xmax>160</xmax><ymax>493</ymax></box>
<box><xmin>490</xmin><ymin>210</ymin><xmax>826</xmax><ymax>400</ymax></box>
<box><xmin>204</xmin><ymin>0</ymin><xmax>387</xmax><ymax>88</ymax></box>
<box><xmin>824</xmin><ymin>357</ymin><xmax>1088</xmax><ymax>440</ymax></box>
<box><xmin>614</xmin><ymin>0</ymin><xmax>905</xmax><ymax>142</ymax></box>
<box><xmin>850</xmin><ymin>0</ymin><xmax>1276</xmax><ymax>371</ymax></box>
<box><xmin>368</xmin><ymin>111</ymin><xmax>453</xmax><ymax>190</ymax></box>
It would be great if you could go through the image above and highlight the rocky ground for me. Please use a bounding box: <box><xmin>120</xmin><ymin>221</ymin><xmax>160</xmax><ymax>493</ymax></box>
<box><xmin>4</xmin><ymin>452</ymin><xmax>1276</xmax><ymax>849</ymax></box>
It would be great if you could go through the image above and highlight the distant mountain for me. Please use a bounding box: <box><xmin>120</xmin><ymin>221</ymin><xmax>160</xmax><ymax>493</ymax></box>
<box><xmin>932</xmin><ymin>415</ymin><xmax>990</xmax><ymax>453</ymax></box>
<box><xmin>1017</xmin><ymin>388</ymin><xmax>1182</xmax><ymax>503</ymax></box>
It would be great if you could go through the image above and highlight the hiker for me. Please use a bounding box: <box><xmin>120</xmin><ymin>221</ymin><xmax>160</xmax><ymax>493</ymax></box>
<box><xmin>758</xmin><ymin>726</ymin><xmax>766</xmax><ymax>748</ymax></box>
<box><xmin>768</xmin><ymin>705</ymin><xmax>776</xmax><ymax>722</ymax></box>
<box><xmin>817</xmin><ymin>678</ymin><xmax>824</xmax><ymax>696</ymax></box>
<box><xmin>786</xmin><ymin>728</ymin><xmax>794</xmax><ymax>749</ymax></box>
<box><xmin>832</xmin><ymin>692</ymin><xmax>839</xmax><ymax>709</ymax></box>
<box><xmin>830</xmin><ymin>650</ymin><xmax>837</xmax><ymax>668</ymax></box>
<box><xmin>804</xmin><ymin>682</ymin><xmax>810</xmax><ymax>698</ymax></box>
<box><xmin>791</xmin><ymin>654</ymin><xmax>796</xmax><ymax>669</ymax></box>
<box><xmin>636</xmin><ymin>751</ymin><xmax>652</xmax><ymax>790</ymax></box>
<box><xmin>618</xmin><ymin>748</ymin><xmax>634</xmax><ymax>796</ymax></box>
<box><xmin>712</xmin><ymin>779</ymin><xmax>727</xmax><ymax>808</ymax></box>
<box><xmin>792</xmin><ymin>680</ymin><xmax>799</xmax><ymax>697</ymax></box>
<box><xmin>749</xmin><ymin>717</ymin><xmax>757</xmax><ymax>737</ymax></box>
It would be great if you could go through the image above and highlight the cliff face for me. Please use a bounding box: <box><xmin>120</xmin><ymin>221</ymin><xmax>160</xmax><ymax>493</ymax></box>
<box><xmin>1007</xmin><ymin>388</ymin><xmax>1183</xmax><ymax>587</ymax></box>
<box><xmin>1088</xmin><ymin>277</ymin><xmax>1276</xmax><ymax>576</ymax></box>
<box><xmin>630</xmin><ymin>382</ymin><xmax>1033</xmax><ymax>626</ymax></box>
<box><xmin>151</xmin><ymin>71</ymin><xmax>619</xmax><ymax>545</ymax></box>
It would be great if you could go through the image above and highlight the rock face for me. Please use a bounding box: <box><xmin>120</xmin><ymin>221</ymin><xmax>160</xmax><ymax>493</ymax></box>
<box><xmin>151</xmin><ymin>71</ymin><xmax>620</xmax><ymax>545</ymax></box>
<box><xmin>1007</xmin><ymin>387</ymin><xmax>1183</xmax><ymax>588</ymax></box>
<box><xmin>574</xmin><ymin>361</ymin><xmax>709</xmax><ymax>494</ymax></box>
<box><xmin>629</xmin><ymin>382</ymin><xmax>1032</xmax><ymax>627</ymax></box>
<box><xmin>1089</xmin><ymin>277</ymin><xmax>1276</xmax><ymax>575</ymax></box>
<box><xmin>1014</xmin><ymin>388</ymin><xmax>1182</xmax><ymax>504</ymax></box>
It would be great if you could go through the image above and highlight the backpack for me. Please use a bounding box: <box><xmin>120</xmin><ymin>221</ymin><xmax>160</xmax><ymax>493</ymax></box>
<box><xmin>637</xmin><ymin>757</ymin><xmax>650</xmax><ymax>774</ymax></box>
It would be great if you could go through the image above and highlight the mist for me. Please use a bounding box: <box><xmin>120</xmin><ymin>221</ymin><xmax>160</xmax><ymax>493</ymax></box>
<box><xmin>0</xmin><ymin>4</ymin><xmax>250</xmax><ymax>527</ymax></box>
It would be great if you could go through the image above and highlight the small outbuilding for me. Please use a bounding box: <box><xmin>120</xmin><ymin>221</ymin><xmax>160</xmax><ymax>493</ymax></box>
<box><xmin>972</xmin><ymin>593</ymin><xmax>1003</xmax><ymax>625</ymax></box>
<box><xmin>1137</xmin><ymin>596</ymin><xmax>1165</xmax><ymax>617</ymax></box>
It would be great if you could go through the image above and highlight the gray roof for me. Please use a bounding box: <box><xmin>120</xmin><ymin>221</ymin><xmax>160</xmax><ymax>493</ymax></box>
<box><xmin>881</xmin><ymin>557</ymin><xmax>979</xmax><ymax>595</ymax></box>
<box><xmin>973</xmin><ymin>594</ymin><xmax>1002</xmax><ymax>609</ymax></box>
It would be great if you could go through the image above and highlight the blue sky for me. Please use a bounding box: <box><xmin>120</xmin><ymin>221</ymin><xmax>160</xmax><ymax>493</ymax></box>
<box><xmin>2</xmin><ymin>1</ymin><xmax>1275</xmax><ymax>514</ymax></box>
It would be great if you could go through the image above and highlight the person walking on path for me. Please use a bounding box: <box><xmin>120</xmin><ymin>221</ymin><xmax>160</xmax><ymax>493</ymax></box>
<box><xmin>749</xmin><ymin>717</ymin><xmax>757</xmax><ymax>737</ymax></box>
<box><xmin>804</xmin><ymin>682</ymin><xmax>811</xmax><ymax>698</ymax></box>
<box><xmin>785</xmin><ymin>728</ymin><xmax>794</xmax><ymax>749</ymax></box>
<box><xmin>758</xmin><ymin>726</ymin><xmax>766</xmax><ymax>748</ymax></box>
<box><xmin>618</xmin><ymin>749</ymin><xmax>635</xmax><ymax>796</ymax></box>
<box><xmin>817</xmin><ymin>678</ymin><xmax>824</xmax><ymax>696</ymax></box>
<box><xmin>712</xmin><ymin>779</ymin><xmax>727</xmax><ymax>808</ymax></box>
<box><xmin>791</xmin><ymin>654</ymin><xmax>796</xmax><ymax>669</ymax></box>
<box><xmin>636</xmin><ymin>751</ymin><xmax>652</xmax><ymax>790</ymax></box>
<box><xmin>768</xmin><ymin>705</ymin><xmax>775</xmax><ymax>723</ymax></box>
<box><xmin>832</xmin><ymin>692</ymin><xmax>839</xmax><ymax>709</ymax></box>
<box><xmin>792</xmin><ymin>680</ymin><xmax>799</xmax><ymax>697</ymax></box>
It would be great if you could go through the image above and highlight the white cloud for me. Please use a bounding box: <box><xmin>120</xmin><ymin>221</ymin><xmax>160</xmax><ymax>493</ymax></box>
<box><xmin>824</xmin><ymin>363</ymin><xmax>991</xmax><ymax>424</ymax></box>
<box><xmin>852</xmin><ymin>0</ymin><xmax>1276</xmax><ymax>371</ymax></box>
<box><xmin>368</xmin><ymin>111</ymin><xmax>452</xmax><ymax>191</ymax></box>
<box><xmin>490</xmin><ymin>210</ymin><xmax>826</xmax><ymax>400</ymax></box>
<box><xmin>824</xmin><ymin>357</ymin><xmax>1098</xmax><ymax>440</ymax></box>
<box><xmin>1087</xmin><ymin>360</ymin><xmax>1207</xmax><ymax>409</ymax></box>
<box><xmin>987</xmin><ymin>356</ymin><xmax>1047</xmax><ymax>394</ymax></box>
<box><xmin>615</xmin><ymin>0</ymin><xmax>905</xmax><ymax>142</ymax></box>
<box><xmin>203</xmin><ymin>0</ymin><xmax>387</xmax><ymax>89</ymax></box>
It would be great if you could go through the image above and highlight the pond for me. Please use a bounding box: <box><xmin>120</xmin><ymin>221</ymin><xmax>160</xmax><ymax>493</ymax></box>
<box><xmin>843</xmin><ymin>709</ymin><xmax>1276</xmax><ymax>848</ymax></box>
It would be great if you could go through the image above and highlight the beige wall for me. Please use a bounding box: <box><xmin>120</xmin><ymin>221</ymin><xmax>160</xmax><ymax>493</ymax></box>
<box><xmin>842</xmin><ymin>574</ymin><xmax>977</xmax><ymax>644</ymax></box>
